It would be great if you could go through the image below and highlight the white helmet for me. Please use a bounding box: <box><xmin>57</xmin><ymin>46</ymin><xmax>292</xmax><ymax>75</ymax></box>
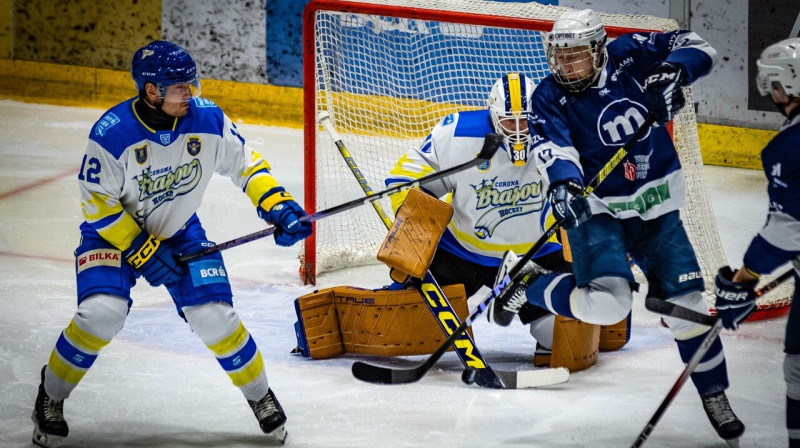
<box><xmin>756</xmin><ymin>38</ymin><xmax>800</xmax><ymax>97</ymax></box>
<box><xmin>487</xmin><ymin>73</ymin><xmax>536</xmax><ymax>166</ymax></box>
<box><xmin>546</xmin><ymin>9</ymin><xmax>607</xmax><ymax>92</ymax></box>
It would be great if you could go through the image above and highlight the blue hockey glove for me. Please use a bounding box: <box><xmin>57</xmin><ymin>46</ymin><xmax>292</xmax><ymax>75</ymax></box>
<box><xmin>124</xmin><ymin>231</ymin><xmax>184</xmax><ymax>286</ymax></box>
<box><xmin>644</xmin><ymin>61</ymin><xmax>686</xmax><ymax>125</ymax></box>
<box><xmin>257</xmin><ymin>188</ymin><xmax>312</xmax><ymax>247</ymax></box>
<box><xmin>714</xmin><ymin>266</ymin><xmax>757</xmax><ymax>330</ymax></box>
<box><xmin>548</xmin><ymin>181</ymin><xmax>591</xmax><ymax>230</ymax></box>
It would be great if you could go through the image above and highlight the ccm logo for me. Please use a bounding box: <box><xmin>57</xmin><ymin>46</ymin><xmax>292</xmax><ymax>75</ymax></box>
<box><xmin>714</xmin><ymin>289</ymin><xmax>749</xmax><ymax>301</ymax></box>
<box><xmin>678</xmin><ymin>271</ymin><xmax>702</xmax><ymax>282</ymax></box>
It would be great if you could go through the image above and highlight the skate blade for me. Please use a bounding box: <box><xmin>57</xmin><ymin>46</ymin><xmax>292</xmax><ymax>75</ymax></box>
<box><xmin>32</xmin><ymin>429</ymin><xmax>63</xmax><ymax>448</ymax></box>
<box><xmin>724</xmin><ymin>438</ymin><xmax>740</xmax><ymax>448</ymax></box>
<box><xmin>269</xmin><ymin>425</ymin><xmax>287</xmax><ymax>444</ymax></box>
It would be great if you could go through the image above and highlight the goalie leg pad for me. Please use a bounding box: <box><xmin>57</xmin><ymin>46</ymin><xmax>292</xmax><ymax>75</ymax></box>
<box><xmin>599</xmin><ymin>312</ymin><xmax>631</xmax><ymax>352</ymax></box>
<box><xmin>294</xmin><ymin>284</ymin><xmax>469</xmax><ymax>359</ymax></box>
<box><xmin>533</xmin><ymin>315</ymin><xmax>600</xmax><ymax>372</ymax></box>
<box><xmin>377</xmin><ymin>188</ymin><xmax>454</xmax><ymax>280</ymax></box>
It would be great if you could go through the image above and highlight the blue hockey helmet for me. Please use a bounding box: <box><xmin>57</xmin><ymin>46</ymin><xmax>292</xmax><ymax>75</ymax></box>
<box><xmin>131</xmin><ymin>41</ymin><xmax>200</xmax><ymax>98</ymax></box>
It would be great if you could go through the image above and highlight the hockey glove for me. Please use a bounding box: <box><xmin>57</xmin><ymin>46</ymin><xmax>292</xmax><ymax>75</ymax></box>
<box><xmin>257</xmin><ymin>188</ymin><xmax>312</xmax><ymax>247</ymax></box>
<box><xmin>643</xmin><ymin>61</ymin><xmax>686</xmax><ymax>125</ymax></box>
<box><xmin>548</xmin><ymin>181</ymin><xmax>591</xmax><ymax>230</ymax></box>
<box><xmin>124</xmin><ymin>231</ymin><xmax>184</xmax><ymax>286</ymax></box>
<box><xmin>713</xmin><ymin>266</ymin><xmax>757</xmax><ymax>330</ymax></box>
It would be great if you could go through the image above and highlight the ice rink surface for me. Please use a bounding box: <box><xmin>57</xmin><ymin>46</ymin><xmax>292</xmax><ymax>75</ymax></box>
<box><xmin>0</xmin><ymin>100</ymin><xmax>790</xmax><ymax>447</ymax></box>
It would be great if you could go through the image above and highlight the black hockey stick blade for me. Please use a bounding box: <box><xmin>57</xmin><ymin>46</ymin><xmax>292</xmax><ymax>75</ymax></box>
<box><xmin>178</xmin><ymin>133</ymin><xmax>501</xmax><ymax>263</ymax></box>
<box><xmin>644</xmin><ymin>297</ymin><xmax>717</xmax><ymax>326</ymax></box>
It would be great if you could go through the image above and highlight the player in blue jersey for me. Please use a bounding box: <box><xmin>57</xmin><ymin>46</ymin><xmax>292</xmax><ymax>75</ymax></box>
<box><xmin>713</xmin><ymin>37</ymin><xmax>800</xmax><ymax>447</ymax></box>
<box><xmin>386</xmin><ymin>74</ymin><xmax>609</xmax><ymax>369</ymax></box>
<box><xmin>488</xmin><ymin>9</ymin><xmax>743</xmax><ymax>444</ymax></box>
<box><xmin>30</xmin><ymin>41</ymin><xmax>309</xmax><ymax>448</ymax></box>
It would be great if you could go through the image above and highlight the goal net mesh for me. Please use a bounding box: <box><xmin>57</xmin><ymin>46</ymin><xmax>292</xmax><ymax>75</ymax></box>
<box><xmin>304</xmin><ymin>0</ymin><xmax>792</xmax><ymax>314</ymax></box>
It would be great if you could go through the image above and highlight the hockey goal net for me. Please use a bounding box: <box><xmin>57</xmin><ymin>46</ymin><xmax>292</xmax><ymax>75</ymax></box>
<box><xmin>301</xmin><ymin>0</ymin><xmax>792</xmax><ymax>320</ymax></box>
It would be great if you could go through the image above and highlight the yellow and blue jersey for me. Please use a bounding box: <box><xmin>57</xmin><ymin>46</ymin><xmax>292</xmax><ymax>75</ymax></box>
<box><xmin>79</xmin><ymin>97</ymin><xmax>282</xmax><ymax>250</ymax></box>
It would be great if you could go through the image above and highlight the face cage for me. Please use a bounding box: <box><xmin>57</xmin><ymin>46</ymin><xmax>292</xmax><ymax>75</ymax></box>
<box><xmin>547</xmin><ymin>44</ymin><xmax>604</xmax><ymax>93</ymax></box>
<box><xmin>492</xmin><ymin>113</ymin><xmax>533</xmax><ymax>166</ymax></box>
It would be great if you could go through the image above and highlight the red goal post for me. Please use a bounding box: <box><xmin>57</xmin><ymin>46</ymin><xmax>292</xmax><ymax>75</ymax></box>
<box><xmin>300</xmin><ymin>0</ymin><xmax>792</xmax><ymax>321</ymax></box>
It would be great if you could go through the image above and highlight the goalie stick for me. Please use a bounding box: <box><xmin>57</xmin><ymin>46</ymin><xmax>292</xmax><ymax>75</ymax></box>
<box><xmin>319</xmin><ymin>112</ymin><xmax>566</xmax><ymax>389</ymax></box>
<box><xmin>351</xmin><ymin>117</ymin><xmax>656</xmax><ymax>385</ymax></box>
<box><xmin>632</xmin><ymin>270</ymin><xmax>796</xmax><ymax>447</ymax></box>
<box><xmin>177</xmin><ymin>134</ymin><xmax>500</xmax><ymax>263</ymax></box>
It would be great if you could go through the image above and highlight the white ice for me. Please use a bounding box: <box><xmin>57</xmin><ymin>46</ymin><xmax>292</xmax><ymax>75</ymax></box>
<box><xmin>0</xmin><ymin>100</ymin><xmax>789</xmax><ymax>447</ymax></box>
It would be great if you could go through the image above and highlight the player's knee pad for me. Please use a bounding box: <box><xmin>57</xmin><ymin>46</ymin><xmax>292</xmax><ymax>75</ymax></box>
<box><xmin>570</xmin><ymin>276</ymin><xmax>632</xmax><ymax>325</ymax></box>
<box><xmin>183</xmin><ymin>301</ymin><xmax>240</xmax><ymax>345</ymax></box>
<box><xmin>786</xmin><ymin>354</ymin><xmax>800</xmax><ymax>400</ymax></box>
<box><xmin>662</xmin><ymin>291</ymin><xmax>710</xmax><ymax>340</ymax></box>
<box><xmin>73</xmin><ymin>293</ymin><xmax>129</xmax><ymax>340</ymax></box>
<box><xmin>46</xmin><ymin>293</ymin><xmax>129</xmax><ymax>400</ymax></box>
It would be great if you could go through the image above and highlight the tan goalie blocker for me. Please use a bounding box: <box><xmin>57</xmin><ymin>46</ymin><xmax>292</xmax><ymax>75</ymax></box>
<box><xmin>293</xmin><ymin>284</ymin><xmax>471</xmax><ymax>359</ymax></box>
<box><xmin>378</xmin><ymin>188</ymin><xmax>454</xmax><ymax>283</ymax></box>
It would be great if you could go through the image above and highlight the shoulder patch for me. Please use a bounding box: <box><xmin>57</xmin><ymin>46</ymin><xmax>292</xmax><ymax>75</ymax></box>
<box><xmin>442</xmin><ymin>113</ymin><xmax>456</xmax><ymax>126</ymax></box>
<box><xmin>192</xmin><ymin>98</ymin><xmax>218</xmax><ymax>108</ymax></box>
<box><xmin>95</xmin><ymin>113</ymin><xmax>121</xmax><ymax>137</ymax></box>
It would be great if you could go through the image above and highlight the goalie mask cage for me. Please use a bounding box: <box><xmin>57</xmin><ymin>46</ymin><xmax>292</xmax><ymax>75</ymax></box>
<box><xmin>301</xmin><ymin>0</ymin><xmax>792</xmax><ymax>320</ymax></box>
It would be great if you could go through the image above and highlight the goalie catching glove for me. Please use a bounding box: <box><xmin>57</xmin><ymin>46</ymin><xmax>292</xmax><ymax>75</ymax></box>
<box><xmin>714</xmin><ymin>266</ymin><xmax>757</xmax><ymax>330</ymax></box>
<box><xmin>124</xmin><ymin>231</ymin><xmax>184</xmax><ymax>286</ymax></box>
<box><xmin>257</xmin><ymin>187</ymin><xmax>312</xmax><ymax>247</ymax></box>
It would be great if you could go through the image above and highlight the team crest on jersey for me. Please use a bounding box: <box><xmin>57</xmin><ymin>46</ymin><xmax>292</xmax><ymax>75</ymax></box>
<box><xmin>597</xmin><ymin>99</ymin><xmax>650</xmax><ymax>146</ymax></box>
<box><xmin>186</xmin><ymin>137</ymin><xmax>202</xmax><ymax>156</ymax></box>
<box><xmin>76</xmin><ymin>249</ymin><xmax>121</xmax><ymax>274</ymax></box>
<box><xmin>470</xmin><ymin>176</ymin><xmax>543</xmax><ymax>238</ymax></box>
<box><xmin>133</xmin><ymin>160</ymin><xmax>202</xmax><ymax>220</ymax></box>
<box><xmin>477</xmin><ymin>159</ymin><xmax>491</xmax><ymax>171</ymax></box>
<box><xmin>134</xmin><ymin>144</ymin><xmax>148</xmax><ymax>165</ymax></box>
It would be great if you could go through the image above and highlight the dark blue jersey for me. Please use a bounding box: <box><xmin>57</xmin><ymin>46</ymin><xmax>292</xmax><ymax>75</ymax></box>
<box><xmin>530</xmin><ymin>30</ymin><xmax>716</xmax><ymax>221</ymax></box>
<box><xmin>743</xmin><ymin>114</ymin><xmax>800</xmax><ymax>274</ymax></box>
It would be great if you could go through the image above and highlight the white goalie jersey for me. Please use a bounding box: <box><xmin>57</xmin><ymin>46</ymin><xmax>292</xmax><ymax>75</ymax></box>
<box><xmin>385</xmin><ymin>110</ymin><xmax>559</xmax><ymax>267</ymax></box>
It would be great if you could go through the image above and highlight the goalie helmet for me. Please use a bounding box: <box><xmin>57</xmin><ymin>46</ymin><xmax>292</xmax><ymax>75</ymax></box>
<box><xmin>131</xmin><ymin>40</ymin><xmax>200</xmax><ymax>100</ymax></box>
<box><xmin>487</xmin><ymin>73</ymin><xmax>536</xmax><ymax>166</ymax></box>
<box><xmin>546</xmin><ymin>9</ymin><xmax>607</xmax><ymax>93</ymax></box>
<box><xmin>756</xmin><ymin>38</ymin><xmax>800</xmax><ymax>98</ymax></box>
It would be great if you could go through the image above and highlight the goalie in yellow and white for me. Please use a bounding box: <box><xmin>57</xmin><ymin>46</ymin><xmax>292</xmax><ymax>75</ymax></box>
<box><xmin>380</xmin><ymin>73</ymin><xmax>630</xmax><ymax>372</ymax></box>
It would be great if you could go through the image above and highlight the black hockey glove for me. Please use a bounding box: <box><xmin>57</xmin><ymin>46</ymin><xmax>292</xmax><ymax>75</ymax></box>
<box><xmin>124</xmin><ymin>232</ymin><xmax>184</xmax><ymax>286</ymax></box>
<box><xmin>548</xmin><ymin>180</ymin><xmax>591</xmax><ymax>230</ymax></box>
<box><xmin>257</xmin><ymin>187</ymin><xmax>312</xmax><ymax>247</ymax></box>
<box><xmin>713</xmin><ymin>266</ymin><xmax>757</xmax><ymax>330</ymax></box>
<box><xmin>643</xmin><ymin>61</ymin><xmax>686</xmax><ymax>125</ymax></box>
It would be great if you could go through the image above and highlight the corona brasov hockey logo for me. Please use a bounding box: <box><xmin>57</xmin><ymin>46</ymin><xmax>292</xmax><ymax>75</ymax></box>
<box><xmin>470</xmin><ymin>176</ymin><xmax>543</xmax><ymax>238</ymax></box>
<box><xmin>134</xmin><ymin>159</ymin><xmax>202</xmax><ymax>219</ymax></box>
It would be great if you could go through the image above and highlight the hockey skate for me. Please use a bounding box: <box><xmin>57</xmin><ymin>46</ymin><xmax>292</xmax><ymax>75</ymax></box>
<box><xmin>701</xmin><ymin>391</ymin><xmax>745</xmax><ymax>447</ymax></box>
<box><xmin>488</xmin><ymin>250</ymin><xmax>549</xmax><ymax>327</ymax></box>
<box><xmin>32</xmin><ymin>366</ymin><xmax>68</xmax><ymax>448</ymax></box>
<box><xmin>248</xmin><ymin>388</ymin><xmax>288</xmax><ymax>444</ymax></box>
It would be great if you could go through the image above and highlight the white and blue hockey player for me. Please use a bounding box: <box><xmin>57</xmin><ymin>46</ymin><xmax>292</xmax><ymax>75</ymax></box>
<box><xmin>488</xmin><ymin>9</ymin><xmax>744</xmax><ymax>445</ymax></box>
<box><xmin>713</xmin><ymin>37</ymin><xmax>800</xmax><ymax>448</ymax></box>
<box><xmin>30</xmin><ymin>41</ymin><xmax>310</xmax><ymax>448</ymax></box>
<box><xmin>385</xmin><ymin>73</ymin><xmax>565</xmax><ymax>351</ymax></box>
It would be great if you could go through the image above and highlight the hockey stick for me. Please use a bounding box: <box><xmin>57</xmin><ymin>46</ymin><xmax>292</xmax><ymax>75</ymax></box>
<box><xmin>633</xmin><ymin>270</ymin><xmax>797</xmax><ymax>446</ymax></box>
<box><xmin>177</xmin><ymin>135</ymin><xmax>501</xmax><ymax>263</ymax></box>
<box><xmin>351</xmin><ymin>117</ymin><xmax>656</xmax><ymax>385</ymax></box>
<box><xmin>319</xmin><ymin>112</ymin><xmax>564</xmax><ymax>389</ymax></box>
